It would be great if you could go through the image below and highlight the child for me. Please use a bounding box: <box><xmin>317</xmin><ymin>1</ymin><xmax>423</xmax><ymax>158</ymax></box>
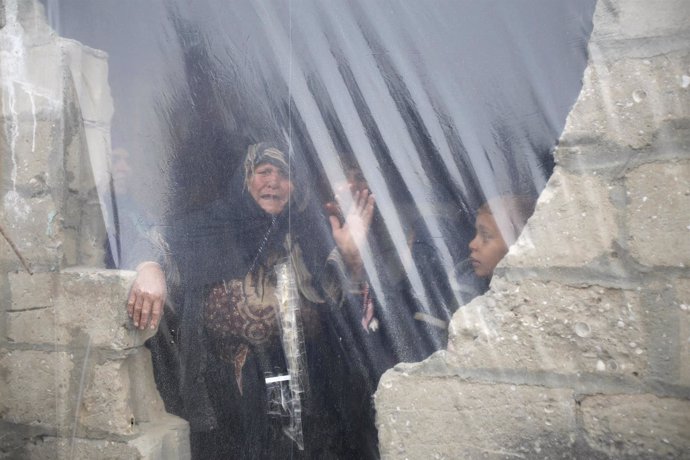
<box><xmin>469</xmin><ymin>195</ymin><xmax>536</xmax><ymax>279</ymax></box>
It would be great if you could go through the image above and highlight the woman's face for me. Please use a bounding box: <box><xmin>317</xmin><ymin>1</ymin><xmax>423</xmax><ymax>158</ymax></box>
<box><xmin>248</xmin><ymin>162</ymin><xmax>294</xmax><ymax>215</ymax></box>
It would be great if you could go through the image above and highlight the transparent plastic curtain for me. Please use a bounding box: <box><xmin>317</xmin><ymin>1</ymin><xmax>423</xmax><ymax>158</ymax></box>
<box><xmin>43</xmin><ymin>0</ymin><xmax>595</xmax><ymax>458</ymax></box>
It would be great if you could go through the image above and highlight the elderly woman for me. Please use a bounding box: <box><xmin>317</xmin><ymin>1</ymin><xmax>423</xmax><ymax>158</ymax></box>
<box><xmin>128</xmin><ymin>142</ymin><xmax>375</xmax><ymax>458</ymax></box>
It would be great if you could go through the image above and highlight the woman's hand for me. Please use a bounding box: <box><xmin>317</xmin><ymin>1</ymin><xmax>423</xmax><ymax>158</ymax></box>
<box><xmin>127</xmin><ymin>261</ymin><xmax>167</xmax><ymax>330</ymax></box>
<box><xmin>329</xmin><ymin>189</ymin><xmax>375</xmax><ymax>279</ymax></box>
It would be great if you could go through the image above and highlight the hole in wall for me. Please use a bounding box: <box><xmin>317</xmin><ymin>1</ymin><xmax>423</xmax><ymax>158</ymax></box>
<box><xmin>5</xmin><ymin>0</ymin><xmax>599</xmax><ymax>457</ymax></box>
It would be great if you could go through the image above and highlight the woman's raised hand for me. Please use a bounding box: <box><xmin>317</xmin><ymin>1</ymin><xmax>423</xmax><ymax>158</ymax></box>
<box><xmin>329</xmin><ymin>188</ymin><xmax>375</xmax><ymax>279</ymax></box>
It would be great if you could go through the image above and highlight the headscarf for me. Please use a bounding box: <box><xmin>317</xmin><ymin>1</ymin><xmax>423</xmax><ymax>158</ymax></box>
<box><xmin>243</xmin><ymin>141</ymin><xmax>308</xmax><ymax>213</ymax></box>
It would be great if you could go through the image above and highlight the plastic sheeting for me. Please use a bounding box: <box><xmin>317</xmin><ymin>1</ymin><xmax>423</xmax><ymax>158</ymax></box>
<box><xmin>45</xmin><ymin>0</ymin><xmax>595</xmax><ymax>458</ymax></box>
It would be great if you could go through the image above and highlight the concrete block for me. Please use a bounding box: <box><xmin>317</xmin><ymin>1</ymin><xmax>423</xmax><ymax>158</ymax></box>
<box><xmin>581</xmin><ymin>394</ymin><xmax>690</xmax><ymax>458</ymax></box>
<box><xmin>502</xmin><ymin>168</ymin><xmax>618</xmax><ymax>268</ymax></box>
<box><xmin>450</xmin><ymin>280</ymin><xmax>648</xmax><ymax>376</ymax></box>
<box><xmin>129</xmin><ymin>416</ymin><xmax>191</xmax><ymax>460</ymax></box>
<box><xmin>1</xmin><ymin>195</ymin><xmax>62</xmax><ymax>271</ymax></box>
<box><xmin>591</xmin><ymin>0</ymin><xmax>690</xmax><ymax>42</ymax></box>
<box><xmin>626</xmin><ymin>161</ymin><xmax>690</xmax><ymax>267</ymax></box>
<box><xmin>24</xmin><ymin>437</ymin><xmax>142</xmax><ymax>460</ymax></box>
<box><xmin>0</xmin><ymin>350</ymin><xmax>73</xmax><ymax>428</ymax></box>
<box><xmin>0</xmin><ymin>44</ymin><xmax>63</xmax><ymax>122</ymax></box>
<box><xmin>78</xmin><ymin>350</ymin><xmax>169</xmax><ymax>437</ymax></box>
<box><xmin>8</xmin><ymin>269</ymin><xmax>152</xmax><ymax>349</ymax></box>
<box><xmin>54</xmin><ymin>268</ymin><xmax>152</xmax><ymax>349</ymax></box>
<box><xmin>376</xmin><ymin>376</ymin><xmax>576</xmax><ymax>459</ymax></box>
<box><xmin>127</xmin><ymin>348</ymin><xmax>167</xmax><ymax>424</ymax></box>
<box><xmin>6</xmin><ymin>307</ymin><xmax>56</xmax><ymax>344</ymax></box>
<box><xmin>558</xmin><ymin>51</ymin><xmax>690</xmax><ymax>151</ymax></box>
<box><xmin>0</xmin><ymin>118</ymin><xmax>61</xmax><ymax>188</ymax></box>
<box><xmin>672</xmin><ymin>278</ymin><xmax>690</xmax><ymax>385</ymax></box>
<box><xmin>60</xmin><ymin>38</ymin><xmax>113</xmax><ymax>125</ymax></box>
<box><xmin>78</xmin><ymin>359</ymin><xmax>136</xmax><ymax>436</ymax></box>
<box><xmin>8</xmin><ymin>272</ymin><xmax>56</xmax><ymax>310</ymax></box>
<box><xmin>24</xmin><ymin>414</ymin><xmax>190</xmax><ymax>460</ymax></box>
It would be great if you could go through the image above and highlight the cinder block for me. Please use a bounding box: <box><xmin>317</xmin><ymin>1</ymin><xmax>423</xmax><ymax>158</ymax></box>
<box><xmin>78</xmin><ymin>359</ymin><xmax>136</xmax><ymax>436</ymax></box>
<box><xmin>54</xmin><ymin>268</ymin><xmax>152</xmax><ymax>349</ymax></box>
<box><xmin>581</xmin><ymin>394</ymin><xmax>690</xmax><ymax>458</ymax></box>
<box><xmin>591</xmin><ymin>0</ymin><xmax>690</xmax><ymax>42</ymax></box>
<box><xmin>1</xmin><ymin>117</ymin><xmax>62</xmax><ymax>187</ymax></box>
<box><xmin>24</xmin><ymin>414</ymin><xmax>190</xmax><ymax>460</ymax></box>
<box><xmin>0</xmin><ymin>350</ymin><xmax>73</xmax><ymax>428</ymax></box>
<box><xmin>0</xmin><ymin>45</ymin><xmax>63</xmax><ymax>122</ymax></box>
<box><xmin>6</xmin><ymin>307</ymin><xmax>56</xmax><ymax>344</ymax></box>
<box><xmin>1</xmin><ymin>195</ymin><xmax>63</xmax><ymax>271</ymax></box>
<box><xmin>9</xmin><ymin>272</ymin><xmax>57</xmax><ymax>310</ymax></box>
<box><xmin>60</xmin><ymin>38</ymin><xmax>113</xmax><ymax>125</ymax></box>
<box><xmin>24</xmin><ymin>437</ymin><xmax>142</xmax><ymax>460</ymax></box>
<box><xmin>77</xmin><ymin>351</ymin><xmax>169</xmax><ymax>437</ymax></box>
<box><xmin>450</xmin><ymin>280</ymin><xmax>649</xmax><ymax>376</ymax></box>
<box><xmin>626</xmin><ymin>161</ymin><xmax>690</xmax><ymax>267</ymax></box>
<box><xmin>558</xmin><ymin>51</ymin><xmax>690</xmax><ymax>151</ymax></box>
<box><xmin>8</xmin><ymin>269</ymin><xmax>149</xmax><ymax>349</ymax></box>
<box><xmin>673</xmin><ymin>279</ymin><xmax>690</xmax><ymax>385</ymax></box>
<box><xmin>376</xmin><ymin>376</ymin><xmax>576</xmax><ymax>459</ymax></box>
<box><xmin>502</xmin><ymin>168</ymin><xmax>618</xmax><ymax>268</ymax></box>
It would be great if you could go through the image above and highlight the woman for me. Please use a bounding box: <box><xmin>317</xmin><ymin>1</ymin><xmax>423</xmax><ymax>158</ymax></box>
<box><xmin>136</xmin><ymin>142</ymin><xmax>376</xmax><ymax>459</ymax></box>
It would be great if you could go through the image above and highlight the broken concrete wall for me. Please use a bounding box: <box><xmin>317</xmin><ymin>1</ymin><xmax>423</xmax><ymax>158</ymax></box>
<box><xmin>376</xmin><ymin>0</ymin><xmax>690</xmax><ymax>458</ymax></box>
<box><xmin>0</xmin><ymin>1</ymin><xmax>189</xmax><ymax>458</ymax></box>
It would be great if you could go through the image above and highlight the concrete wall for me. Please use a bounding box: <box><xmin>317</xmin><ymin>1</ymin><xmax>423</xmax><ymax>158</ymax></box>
<box><xmin>0</xmin><ymin>1</ymin><xmax>189</xmax><ymax>458</ymax></box>
<box><xmin>376</xmin><ymin>1</ymin><xmax>690</xmax><ymax>458</ymax></box>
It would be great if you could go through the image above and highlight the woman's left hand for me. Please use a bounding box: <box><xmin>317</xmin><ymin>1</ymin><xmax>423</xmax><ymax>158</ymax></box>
<box><xmin>329</xmin><ymin>188</ymin><xmax>375</xmax><ymax>279</ymax></box>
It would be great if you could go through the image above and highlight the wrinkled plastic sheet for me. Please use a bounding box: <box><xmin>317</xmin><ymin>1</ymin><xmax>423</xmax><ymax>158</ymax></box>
<box><xmin>41</xmin><ymin>0</ymin><xmax>595</xmax><ymax>457</ymax></box>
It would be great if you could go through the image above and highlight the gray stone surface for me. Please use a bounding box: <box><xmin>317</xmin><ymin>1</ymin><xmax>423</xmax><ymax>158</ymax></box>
<box><xmin>558</xmin><ymin>51</ymin><xmax>690</xmax><ymax>152</ymax></box>
<box><xmin>78</xmin><ymin>359</ymin><xmax>136</xmax><ymax>437</ymax></box>
<box><xmin>0</xmin><ymin>350</ymin><xmax>73</xmax><ymax>428</ymax></box>
<box><xmin>626</xmin><ymin>160</ymin><xmax>690</xmax><ymax>267</ymax></box>
<box><xmin>8</xmin><ymin>269</ymin><xmax>154</xmax><ymax>349</ymax></box>
<box><xmin>21</xmin><ymin>414</ymin><xmax>190</xmax><ymax>460</ymax></box>
<box><xmin>24</xmin><ymin>438</ymin><xmax>141</xmax><ymax>460</ymax></box>
<box><xmin>581</xmin><ymin>394</ymin><xmax>690</xmax><ymax>458</ymax></box>
<box><xmin>675</xmin><ymin>279</ymin><xmax>690</xmax><ymax>385</ymax></box>
<box><xmin>502</xmin><ymin>168</ymin><xmax>619</xmax><ymax>269</ymax></box>
<box><xmin>592</xmin><ymin>0</ymin><xmax>690</xmax><ymax>42</ymax></box>
<box><xmin>450</xmin><ymin>279</ymin><xmax>648</xmax><ymax>377</ymax></box>
<box><xmin>376</xmin><ymin>375</ymin><xmax>577</xmax><ymax>459</ymax></box>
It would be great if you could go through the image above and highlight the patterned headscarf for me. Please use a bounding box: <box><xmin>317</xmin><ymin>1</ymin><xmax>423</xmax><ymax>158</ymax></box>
<box><xmin>243</xmin><ymin>142</ymin><xmax>308</xmax><ymax>212</ymax></box>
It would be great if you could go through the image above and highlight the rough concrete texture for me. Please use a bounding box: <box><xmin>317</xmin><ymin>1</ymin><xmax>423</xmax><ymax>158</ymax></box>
<box><xmin>18</xmin><ymin>415</ymin><xmax>190</xmax><ymax>460</ymax></box>
<box><xmin>591</xmin><ymin>0</ymin><xmax>690</xmax><ymax>42</ymax></box>
<box><xmin>675</xmin><ymin>278</ymin><xmax>690</xmax><ymax>384</ymax></box>
<box><xmin>561</xmin><ymin>51</ymin><xmax>690</xmax><ymax>150</ymax></box>
<box><xmin>376</xmin><ymin>375</ymin><xmax>577</xmax><ymax>459</ymax></box>
<box><xmin>450</xmin><ymin>279</ymin><xmax>648</xmax><ymax>377</ymax></box>
<box><xmin>377</xmin><ymin>0</ymin><xmax>690</xmax><ymax>457</ymax></box>
<box><xmin>581</xmin><ymin>394</ymin><xmax>690</xmax><ymax>458</ymax></box>
<box><xmin>8</xmin><ymin>269</ymin><xmax>154</xmax><ymax>349</ymax></box>
<box><xmin>79</xmin><ymin>359</ymin><xmax>136</xmax><ymax>437</ymax></box>
<box><xmin>503</xmin><ymin>168</ymin><xmax>619</xmax><ymax>269</ymax></box>
<box><xmin>626</xmin><ymin>160</ymin><xmax>690</xmax><ymax>267</ymax></box>
<box><xmin>0</xmin><ymin>350</ymin><xmax>74</xmax><ymax>428</ymax></box>
<box><xmin>1</xmin><ymin>1</ymin><xmax>190</xmax><ymax>457</ymax></box>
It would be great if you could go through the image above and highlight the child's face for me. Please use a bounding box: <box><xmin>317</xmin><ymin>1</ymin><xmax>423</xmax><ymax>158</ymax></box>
<box><xmin>469</xmin><ymin>211</ymin><xmax>509</xmax><ymax>278</ymax></box>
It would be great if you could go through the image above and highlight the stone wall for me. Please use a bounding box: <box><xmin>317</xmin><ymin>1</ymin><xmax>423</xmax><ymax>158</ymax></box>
<box><xmin>376</xmin><ymin>1</ymin><xmax>690</xmax><ymax>458</ymax></box>
<box><xmin>0</xmin><ymin>1</ymin><xmax>189</xmax><ymax>458</ymax></box>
